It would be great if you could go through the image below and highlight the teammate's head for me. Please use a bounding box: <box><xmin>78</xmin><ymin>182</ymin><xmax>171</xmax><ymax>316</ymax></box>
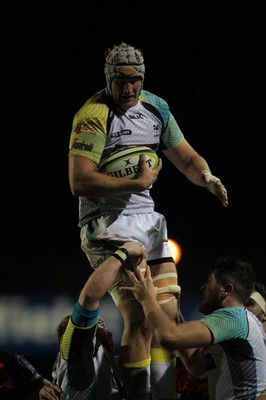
<box><xmin>199</xmin><ymin>256</ymin><xmax>256</xmax><ymax>315</ymax></box>
<box><xmin>246</xmin><ymin>281</ymin><xmax>266</xmax><ymax>329</ymax></box>
<box><xmin>104</xmin><ymin>42</ymin><xmax>145</xmax><ymax>95</ymax></box>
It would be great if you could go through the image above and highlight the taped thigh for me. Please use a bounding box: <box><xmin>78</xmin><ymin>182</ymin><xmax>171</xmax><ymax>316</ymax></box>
<box><xmin>152</xmin><ymin>272</ymin><xmax>181</xmax><ymax>304</ymax></box>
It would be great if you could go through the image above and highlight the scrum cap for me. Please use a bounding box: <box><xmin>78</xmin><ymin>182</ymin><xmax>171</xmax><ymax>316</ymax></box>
<box><xmin>104</xmin><ymin>42</ymin><xmax>145</xmax><ymax>93</ymax></box>
<box><xmin>250</xmin><ymin>291</ymin><xmax>266</xmax><ymax>315</ymax></box>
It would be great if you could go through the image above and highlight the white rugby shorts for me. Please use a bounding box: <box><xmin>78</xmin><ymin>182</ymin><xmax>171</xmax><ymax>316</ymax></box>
<box><xmin>80</xmin><ymin>211</ymin><xmax>173</xmax><ymax>268</ymax></box>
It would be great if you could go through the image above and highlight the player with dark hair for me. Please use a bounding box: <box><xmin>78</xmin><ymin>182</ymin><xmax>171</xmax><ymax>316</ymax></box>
<box><xmin>121</xmin><ymin>256</ymin><xmax>266</xmax><ymax>399</ymax></box>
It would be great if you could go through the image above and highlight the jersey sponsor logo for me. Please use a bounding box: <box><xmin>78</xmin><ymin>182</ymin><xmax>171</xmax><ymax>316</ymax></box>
<box><xmin>128</xmin><ymin>113</ymin><xmax>143</xmax><ymax>120</ymax></box>
<box><xmin>110</xmin><ymin>130</ymin><xmax>132</xmax><ymax>138</ymax></box>
<box><xmin>71</xmin><ymin>139</ymin><xmax>94</xmax><ymax>152</ymax></box>
<box><xmin>74</xmin><ymin>123</ymin><xmax>97</xmax><ymax>134</ymax></box>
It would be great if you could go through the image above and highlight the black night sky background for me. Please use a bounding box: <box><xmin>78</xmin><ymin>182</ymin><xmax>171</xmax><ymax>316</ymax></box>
<box><xmin>1</xmin><ymin>0</ymin><xmax>264</xmax><ymax>378</ymax></box>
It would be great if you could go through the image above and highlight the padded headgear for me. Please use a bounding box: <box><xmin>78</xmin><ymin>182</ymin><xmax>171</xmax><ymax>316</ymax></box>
<box><xmin>104</xmin><ymin>42</ymin><xmax>145</xmax><ymax>94</ymax></box>
<box><xmin>250</xmin><ymin>291</ymin><xmax>266</xmax><ymax>314</ymax></box>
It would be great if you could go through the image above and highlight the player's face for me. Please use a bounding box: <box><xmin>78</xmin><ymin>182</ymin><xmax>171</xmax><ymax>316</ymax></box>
<box><xmin>111</xmin><ymin>77</ymin><xmax>142</xmax><ymax>110</ymax></box>
<box><xmin>199</xmin><ymin>273</ymin><xmax>227</xmax><ymax>315</ymax></box>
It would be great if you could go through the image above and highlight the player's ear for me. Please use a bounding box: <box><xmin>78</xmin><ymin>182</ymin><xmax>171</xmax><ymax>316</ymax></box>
<box><xmin>223</xmin><ymin>283</ymin><xmax>233</xmax><ymax>294</ymax></box>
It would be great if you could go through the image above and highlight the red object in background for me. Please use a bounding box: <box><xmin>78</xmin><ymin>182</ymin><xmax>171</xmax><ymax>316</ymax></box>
<box><xmin>176</xmin><ymin>356</ymin><xmax>209</xmax><ymax>399</ymax></box>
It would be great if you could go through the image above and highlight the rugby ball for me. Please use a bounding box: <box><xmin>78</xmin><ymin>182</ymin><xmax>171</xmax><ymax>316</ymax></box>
<box><xmin>99</xmin><ymin>146</ymin><xmax>159</xmax><ymax>179</ymax></box>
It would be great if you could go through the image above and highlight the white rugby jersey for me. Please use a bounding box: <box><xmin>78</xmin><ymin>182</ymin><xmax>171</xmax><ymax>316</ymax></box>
<box><xmin>200</xmin><ymin>307</ymin><xmax>266</xmax><ymax>400</ymax></box>
<box><xmin>69</xmin><ymin>89</ymin><xmax>184</xmax><ymax>226</ymax></box>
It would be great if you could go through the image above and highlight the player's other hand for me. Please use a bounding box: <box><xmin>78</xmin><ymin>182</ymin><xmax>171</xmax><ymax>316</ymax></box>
<box><xmin>200</xmin><ymin>170</ymin><xmax>228</xmax><ymax>207</ymax></box>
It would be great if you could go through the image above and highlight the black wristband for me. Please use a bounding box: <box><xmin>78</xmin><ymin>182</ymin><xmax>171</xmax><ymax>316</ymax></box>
<box><xmin>112</xmin><ymin>248</ymin><xmax>129</xmax><ymax>264</ymax></box>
